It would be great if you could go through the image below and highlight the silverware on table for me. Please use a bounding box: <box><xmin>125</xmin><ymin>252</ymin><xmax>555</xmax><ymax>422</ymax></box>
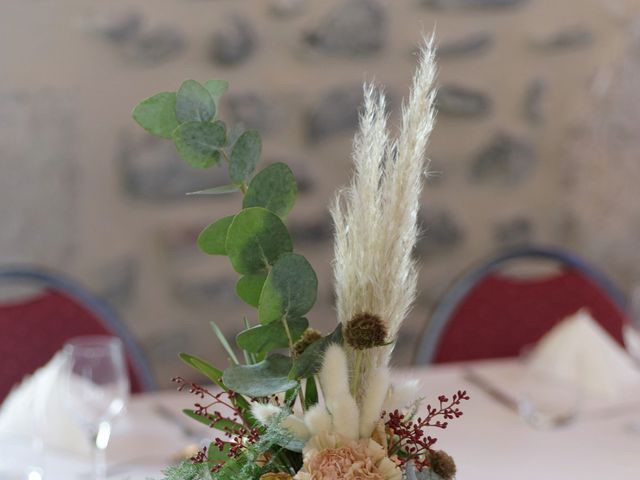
<box><xmin>153</xmin><ymin>403</ymin><xmax>205</xmax><ymax>440</ymax></box>
<box><xmin>463</xmin><ymin>368</ymin><xmax>576</xmax><ymax>429</ymax></box>
<box><xmin>463</xmin><ymin>368</ymin><xmax>519</xmax><ymax>413</ymax></box>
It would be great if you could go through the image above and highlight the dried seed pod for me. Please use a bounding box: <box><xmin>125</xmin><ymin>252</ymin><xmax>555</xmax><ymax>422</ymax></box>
<box><xmin>344</xmin><ymin>312</ymin><xmax>388</xmax><ymax>350</ymax></box>
<box><xmin>293</xmin><ymin>328</ymin><xmax>323</xmax><ymax>356</ymax></box>
<box><xmin>428</xmin><ymin>450</ymin><xmax>456</xmax><ymax>480</ymax></box>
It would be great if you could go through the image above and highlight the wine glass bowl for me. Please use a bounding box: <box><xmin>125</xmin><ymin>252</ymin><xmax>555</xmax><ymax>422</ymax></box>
<box><xmin>62</xmin><ymin>336</ymin><xmax>129</xmax><ymax>479</ymax></box>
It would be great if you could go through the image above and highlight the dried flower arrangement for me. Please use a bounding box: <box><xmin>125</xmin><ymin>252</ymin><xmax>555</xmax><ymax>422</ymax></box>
<box><xmin>132</xmin><ymin>35</ymin><xmax>468</xmax><ymax>480</ymax></box>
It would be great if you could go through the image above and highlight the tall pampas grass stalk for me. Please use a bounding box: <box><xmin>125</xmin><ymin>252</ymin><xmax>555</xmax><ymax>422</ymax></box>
<box><xmin>331</xmin><ymin>35</ymin><xmax>437</xmax><ymax>402</ymax></box>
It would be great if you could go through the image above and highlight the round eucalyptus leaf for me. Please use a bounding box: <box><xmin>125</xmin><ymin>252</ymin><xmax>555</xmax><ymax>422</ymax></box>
<box><xmin>236</xmin><ymin>317</ymin><xmax>308</xmax><ymax>354</ymax></box>
<box><xmin>225</xmin><ymin>207</ymin><xmax>292</xmax><ymax>274</ymax></box>
<box><xmin>236</xmin><ymin>272</ymin><xmax>267</xmax><ymax>307</ymax></box>
<box><xmin>175</xmin><ymin>80</ymin><xmax>216</xmax><ymax>123</ymax></box>
<box><xmin>203</xmin><ymin>79</ymin><xmax>229</xmax><ymax>111</ymax></box>
<box><xmin>173</xmin><ymin>120</ymin><xmax>226</xmax><ymax>169</ymax></box>
<box><xmin>132</xmin><ymin>92</ymin><xmax>179</xmax><ymax>139</ymax></box>
<box><xmin>259</xmin><ymin>253</ymin><xmax>317</xmax><ymax>325</ymax></box>
<box><xmin>223</xmin><ymin>354</ymin><xmax>297</xmax><ymax>397</ymax></box>
<box><xmin>243</xmin><ymin>163</ymin><xmax>297</xmax><ymax>219</ymax></box>
<box><xmin>197</xmin><ymin>215</ymin><xmax>235</xmax><ymax>255</ymax></box>
<box><xmin>230</xmin><ymin>130</ymin><xmax>262</xmax><ymax>185</ymax></box>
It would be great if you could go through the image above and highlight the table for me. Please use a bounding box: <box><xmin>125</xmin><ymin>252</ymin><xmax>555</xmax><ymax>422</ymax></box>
<box><xmin>31</xmin><ymin>359</ymin><xmax>640</xmax><ymax>479</ymax></box>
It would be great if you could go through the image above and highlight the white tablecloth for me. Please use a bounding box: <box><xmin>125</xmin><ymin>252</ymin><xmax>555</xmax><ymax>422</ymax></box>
<box><xmin>13</xmin><ymin>359</ymin><xmax>640</xmax><ymax>479</ymax></box>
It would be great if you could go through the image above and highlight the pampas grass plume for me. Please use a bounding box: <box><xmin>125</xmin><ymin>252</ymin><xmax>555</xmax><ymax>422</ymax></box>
<box><xmin>331</xmin><ymin>34</ymin><xmax>437</xmax><ymax>401</ymax></box>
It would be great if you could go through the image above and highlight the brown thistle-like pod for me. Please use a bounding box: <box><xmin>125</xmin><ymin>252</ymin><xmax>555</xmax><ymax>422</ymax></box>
<box><xmin>344</xmin><ymin>312</ymin><xmax>388</xmax><ymax>350</ymax></box>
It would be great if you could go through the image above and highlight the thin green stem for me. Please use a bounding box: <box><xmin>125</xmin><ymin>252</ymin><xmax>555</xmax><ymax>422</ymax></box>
<box><xmin>283</xmin><ymin>317</ymin><xmax>306</xmax><ymax>413</ymax></box>
<box><xmin>351</xmin><ymin>350</ymin><xmax>363</xmax><ymax>399</ymax></box>
<box><xmin>298</xmin><ymin>383</ymin><xmax>306</xmax><ymax>414</ymax></box>
<box><xmin>282</xmin><ymin>317</ymin><xmax>294</xmax><ymax>351</ymax></box>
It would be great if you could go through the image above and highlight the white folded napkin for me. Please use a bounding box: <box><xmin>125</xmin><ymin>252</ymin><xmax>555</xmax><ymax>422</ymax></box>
<box><xmin>0</xmin><ymin>352</ymin><xmax>90</xmax><ymax>455</ymax></box>
<box><xmin>527</xmin><ymin>309</ymin><xmax>640</xmax><ymax>400</ymax></box>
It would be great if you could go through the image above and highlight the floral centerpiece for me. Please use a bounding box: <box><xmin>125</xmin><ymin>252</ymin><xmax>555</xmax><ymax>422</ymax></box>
<box><xmin>132</xmin><ymin>35</ymin><xmax>468</xmax><ymax>480</ymax></box>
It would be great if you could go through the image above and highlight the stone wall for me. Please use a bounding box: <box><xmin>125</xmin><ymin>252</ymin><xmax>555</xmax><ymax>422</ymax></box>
<box><xmin>2</xmin><ymin>0</ymin><xmax>639</xmax><ymax>387</ymax></box>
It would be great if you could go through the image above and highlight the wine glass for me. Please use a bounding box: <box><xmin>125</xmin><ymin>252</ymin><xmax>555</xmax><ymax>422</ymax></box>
<box><xmin>62</xmin><ymin>336</ymin><xmax>129</xmax><ymax>480</ymax></box>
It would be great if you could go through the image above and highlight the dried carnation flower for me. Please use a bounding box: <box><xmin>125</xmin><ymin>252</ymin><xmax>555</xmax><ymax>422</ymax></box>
<box><xmin>293</xmin><ymin>328</ymin><xmax>323</xmax><ymax>356</ymax></box>
<box><xmin>428</xmin><ymin>450</ymin><xmax>456</xmax><ymax>480</ymax></box>
<box><xmin>294</xmin><ymin>432</ymin><xmax>401</xmax><ymax>480</ymax></box>
<box><xmin>344</xmin><ymin>312</ymin><xmax>388</xmax><ymax>350</ymax></box>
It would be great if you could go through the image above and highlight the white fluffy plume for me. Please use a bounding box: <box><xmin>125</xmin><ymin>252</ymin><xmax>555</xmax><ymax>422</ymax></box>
<box><xmin>383</xmin><ymin>379</ymin><xmax>421</xmax><ymax>413</ymax></box>
<box><xmin>358</xmin><ymin>366</ymin><xmax>390</xmax><ymax>438</ymax></box>
<box><xmin>250</xmin><ymin>403</ymin><xmax>281</xmax><ymax>425</ymax></box>
<box><xmin>304</xmin><ymin>404</ymin><xmax>333</xmax><ymax>436</ymax></box>
<box><xmin>281</xmin><ymin>415</ymin><xmax>311</xmax><ymax>441</ymax></box>
<box><xmin>331</xmin><ymin>35</ymin><xmax>438</xmax><ymax>399</ymax></box>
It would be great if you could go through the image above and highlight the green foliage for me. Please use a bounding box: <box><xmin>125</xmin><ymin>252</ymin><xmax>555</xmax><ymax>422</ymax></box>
<box><xmin>236</xmin><ymin>317</ymin><xmax>308</xmax><ymax>355</ymax></box>
<box><xmin>243</xmin><ymin>163</ymin><xmax>297</xmax><ymax>219</ymax></box>
<box><xmin>258</xmin><ymin>253</ymin><xmax>317</xmax><ymax>325</ymax></box>
<box><xmin>163</xmin><ymin>460</ymin><xmax>212</xmax><ymax>480</ymax></box>
<box><xmin>230</xmin><ymin>130</ymin><xmax>262</xmax><ymax>185</ymax></box>
<box><xmin>176</xmin><ymin>80</ymin><xmax>216</xmax><ymax>123</ymax></box>
<box><xmin>198</xmin><ymin>215</ymin><xmax>235</xmax><ymax>255</ymax></box>
<box><xmin>179</xmin><ymin>353</ymin><xmax>225</xmax><ymax>389</ymax></box>
<box><xmin>304</xmin><ymin>376</ymin><xmax>319</xmax><ymax>409</ymax></box>
<box><xmin>235</xmin><ymin>273</ymin><xmax>267</xmax><ymax>307</ymax></box>
<box><xmin>207</xmin><ymin>441</ymin><xmax>233</xmax><ymax>463</ymax></box>
<box><xmin>289</xmin><ymin>325</ymin><xmax>343</xmax><ymax>379</ymax></box>
<box><xmin>223</xmin><ymin>354</ymin><xmax>297</xmax><ymax>397</ymax></box>
<box><xmin>134</xmin><ymin>78</ymin><xmax>330</xmax><ymax>478</ymax></box>
<box><xmin>173</xmin><ymin>121</ymin><xmax>226</xmax><ymax>169</ymax></box>
<box><xmin>203</xmin><ymin>80</ymin><xmax>229</xmax><ymax>113</ymax></box>
<box><xmin>132</xmin><ymin>92</ymin><xmax>179</xmax><ymax>139</ymax></box>
<box><xmin>183</xmin><ymin>409</ymin><xmax>242</xmax><ymax>433</ymax></box>
<box><xmin>211</xmin><ymin>409</ymin><xmax>301</xmax><ymax>479</ymax></box>
<box><xmin>211</xmin><ymin>321</ymin><xmax>240</xmax><ymax>365</ymax></box>
<box><xmin>225</xmin><ymin>207</ymin><xmax>293</xmax><ymax>274</ymax></box>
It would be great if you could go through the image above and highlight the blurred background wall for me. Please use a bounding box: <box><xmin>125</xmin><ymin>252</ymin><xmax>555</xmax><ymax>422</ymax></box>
<box><xmin>2</xmin><ymin>0</ymin><xmax>640</xmax><ymax>387</ymax></box>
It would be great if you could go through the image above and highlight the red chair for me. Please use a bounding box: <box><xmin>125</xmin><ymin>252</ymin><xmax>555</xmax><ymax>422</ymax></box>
<box><xmin>414</xmin><ymin>247</ymin><xmax>628</xmax><ymax>365</ymax></box>
<box><xmin>0</xmin><ymin>267</ymin><xmax>156</xmax><ymax>402</ymax></box>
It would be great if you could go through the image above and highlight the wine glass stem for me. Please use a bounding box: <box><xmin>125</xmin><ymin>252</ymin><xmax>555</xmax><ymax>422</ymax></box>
<box><xmin>93</xmin><ymin>421</ymin><xmax>111</xmax><ymax>480</ymax></box>
<box><xmin>93</xmin><ymin>444</ymin><xmax>107</xmax><ymax>480</ymax></box>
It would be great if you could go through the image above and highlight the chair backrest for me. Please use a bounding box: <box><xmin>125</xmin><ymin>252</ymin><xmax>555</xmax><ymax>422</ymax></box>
<box><xmin>0</xmin><ymin>267</ymin><xmax>156</xmax><ymax>401</ymax></box>
<box><xmin>414</xmin><ymin>246</ymin><xmax>627</xmax><ymax>365</ymax></box>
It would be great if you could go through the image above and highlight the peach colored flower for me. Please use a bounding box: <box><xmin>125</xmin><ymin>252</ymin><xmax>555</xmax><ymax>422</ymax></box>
<box><xmin>294</xmin><ymin>432</ymin><xmax>401</xmax><ymax>480</ymax></box>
